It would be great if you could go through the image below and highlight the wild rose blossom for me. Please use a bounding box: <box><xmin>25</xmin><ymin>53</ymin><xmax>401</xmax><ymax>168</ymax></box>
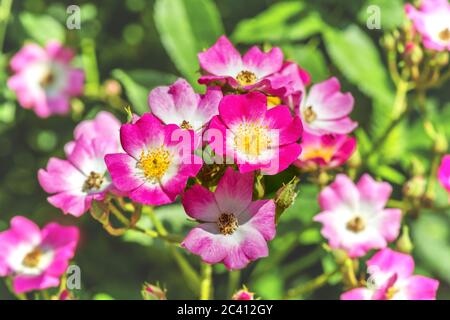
<box><xmin>405</xmin><ymin>0</ymin><xmax>450</xmax><ymax>51</ymax></box>
<box><xmin>39</xmin><ymin>136</ymin><xmax>119</xmax><ymax>217</ymax></box>
<box><xmin>438</xmin><ymin>155</ymin><xmax>450</xmax><ymax>198</ymax></box>
<box><xmin>295</xmin><ymin>131</ymin><xmax>356</xmax><ymax>170</ymax></box>
<box><xmin>198</xmin><ymin>35</ymin><xmax>285</xmax><ymax>94</ymax></box>
<box><xmin>181</xmin><ymin>167</ymin><xmax>276</xmax><ymax>270</ymax></box>
<box><xmin>64</xmin><ymin>111</ymin><xmax>122</xmax><ymax>155</ymax></box>
<box><xmin>208</xmin><ymin>92</ymin><xmax>302</xmax><ymax>175</ymax></box>
<box><xmin>148</xmin><ymin>78</ymin><xmax>222</xmax><ymax>132</ymax></box>
<box><xmin>7</xmin><ymin>41</ymin><xmax>84</xmax><ymax>118</ymax></box>
<box><xmin>0</xmin><ymin>216</ymin><xmax>79</xmax><ymax>294</ymax></box>
<box><xmin>314</xmin><ymin>174</ymin><xmax>402</xmax><ymax>258</ymax></box>
<box><xmin>295</xmin><ymin>77</ymin><xmax>357</xmax><ymax>135</ymax></box>
<box><xmin>341</xmin><ymin>248</ymin><xmax>439</xmax><ymax>300</ymax></box>
<box><xmin>105</xmin><ymin>113</ymin><xmax>202</xmax><ymax>205</ymax></box>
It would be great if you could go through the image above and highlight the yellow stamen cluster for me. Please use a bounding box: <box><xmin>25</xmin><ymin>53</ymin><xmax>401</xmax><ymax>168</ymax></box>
<box><xmin>40</xmin><ymin>70</ymin><xmax>55</xmax><ymax>87</ymax></box>
<box><xmin>234</xmin><ymin>122</ymin><xmax>272</xmax><ymax>157</ymax></box>
<box><xmin>83</xmin><ymin>171</ymin><xmax>104</xmax><ymax>192</ymax></box>
<box><xmin>386</xmin><ymin>286</ymin><xmax>399</xmax><ymax>300</ymax></box>
<box><xmin>439</xmin><ymin>28</ymin><xmax>450</xmax><ymax>42</ymax></box>
<box><xmin>217</xmin><ymin>213</ymin><xmax>239</xmax><ymax>235</ymax></box>
<box><xmin>236</xmin><ymin>70</ymin><xmax>257</xmax><ymax>86</ymax></box>
<box><xmin>346</xmin><ymin>216</ymin><xmax>366</xmax><ymax>233</ymax></box>
<box><xmin>180</xmin><ymin>120</ymin><xmax>193</xmax><ymax>130</ymax></box>
<box><xmin>22</xmin><ymin>247</ymin><xmax>43</xmax><ymax>268</ymax></box>
<box><xmin>303</xmin><ymin>106</ymin><xmax>317</xmax><ymax>123</ymax></box>
<box><xmin>302</xmin><ymin>146</ymin><xmax>335</xmax><ymax>163</ymax></box>
<box><xmin>138</xmin><ymin>147</ymin><xmax>172</xmax><ymax>181</ymax></box>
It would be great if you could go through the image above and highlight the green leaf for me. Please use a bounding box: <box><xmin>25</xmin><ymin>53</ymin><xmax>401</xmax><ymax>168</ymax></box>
<box><xmin>154</xmin><ymin>0</ymin><xmax>224</xmax><ymax>86</ymax></box>
<box><xmin>282</xmin><ymin>184</ymin><xmax>320</xmax><ymax>224</ymax></box>
<box><xmin>323</xmin><ymin>25</ymin><xmax>394</xmax><ymax>106</ymax></box>
<box><xmin>93</xmin><ymin>293</ymin><xmax>115</xmax><ymax>300</ymax></box>
<box><xmin>112</xmin><ymin>69</ymin><xmax>176</xmax><ymax>115</ymax></box>
<box><xmin>20</xmin><ymin>13</ymin><xmax>65</xmax><ymax>44</ymax></box>
<box><xmin>371</xmin><ymin>164</ymin><xmax>406</xmax><ymax>184</ymax></box>
<box><xmin>412</xmin><ymin>213</ymin><xmax>450</xmax><ymax>284</ymax></box>
<box><xmin>283</xmin><ymin>44</ymin><xmax>328</xmax><ymax>82</ymax></box>
<box><xmin>232</xmin><ymin>2</ymin><xmax>322</xmax><ymax>44</ymax></box>
<box><xmin>357</xmin><ymin>0</ymin><xmax>405</xmax><ymax>30</ymax></box>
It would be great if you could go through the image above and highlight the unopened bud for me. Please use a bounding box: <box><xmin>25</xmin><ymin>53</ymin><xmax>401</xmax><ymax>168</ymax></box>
<box><xmin>434</xmin><ymin>132</ymin><xmax>448</xmax><ymax>154</ymax></box>
<box><xmin>232</xmin><ymin>286</ymin><xmax>255</xmax><ymax>300</ymax></box>
<box><xmin>142</xmin><ymin>283</ymin><xmax>167</xmax><ymax>300</ymax></box>
<box><xmin>396</xmin><ymin>226</ymin><xmax>414</xmax><ymax>254</ymax></box>
<box><xmin>347</xmin><ymin>149</ymin><xmax>361</xmax><ymax>169</ymax></box>
<box><xmin>275</xmin><ymin>177</ymin><xmax>300</xmax><ymax>211</ymax></box>
<box><xmin>403</xmin><ymin>175</ymin><xmax>426</xmax><ymax>198</ymax></box>
<box><xmin>104</xmin><ymin>79</ymin><xmax>122</xmax><ymax>96</ymax></box>
<box><xmin>434</xmin><ymin>51</ymin><xmax>449</xmax><ymax>67</ymax></box>
<box><xmin>382</xmin><ymin>34</ymin><xmax>396</xmax><ymax>51</ymax></box>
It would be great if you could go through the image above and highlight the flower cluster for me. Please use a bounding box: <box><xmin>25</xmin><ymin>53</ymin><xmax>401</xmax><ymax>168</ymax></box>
<box><xmin>3</xmin><ymin>26</ymin><xmax>442</xmax><ymax>300</ymax></box>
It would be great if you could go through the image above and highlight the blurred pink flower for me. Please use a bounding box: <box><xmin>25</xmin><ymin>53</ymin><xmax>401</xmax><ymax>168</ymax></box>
<box><xmin>7</xmin><ymin>41</ymin><xmax>84</xmax><ymax>118</ymax></box>
<box><xmin>341</xmin><ymin>248</ymin><xmax>439</xmax><ymax>300</ymax></box>
<box><xmin>314</xmin><ymin>174</ymin><xmax>402</xmax><ymax>258</ymax></box>
<box><xmin>38</xmin><ymin>136</ymin><xmax>119</xmax><ymax>217</ymax></box>
<box><xmin>295</xmin><ymin>131</ymin><xmax>356</xmax><ymax>170</ymax></box>
<box><xmin>148</xmin><ymin>78</ymin><xmax>222</xmax><ymax>132</ymax></box>
<box><xmin>295</xmin><ymin>77</ymin><xmax>357</xmax><ymax>135</ymax></box>
<box><xmin>405</xmin><ymin>0</ymin><xmax>450</xmax><ymax>51</ymax></box>
<box><xmin>0</xmin><ymin>216</ymin><xmax>79</xmax><ymax>294</ymax></box>
<box><xmin>105</xmin><ymin>113</ymin><xmax>202</xmax><ymax>205</ymax></box>
<box><xmin>208</xmin><ymin>92</ymin><xmax>302</xmax><ymax>175</ymax></box>
<box><xmin>64</xmin><ymin>111</ymin><xmax>122</xmax><ymax>155</ymax></box>
<box><xmin>198</xmin><ymin>36</ymin><xmax>285</xmax><ymax>94</ymax></box>
<box><xmin>181</xmin><ymin>167</ymin><xmax>276</xmax><ymax>270</ymax></box>
<box><xmin>438</xmin><ymin>154</ymin><xmax>450</xmax><ymax>198</ymax></box>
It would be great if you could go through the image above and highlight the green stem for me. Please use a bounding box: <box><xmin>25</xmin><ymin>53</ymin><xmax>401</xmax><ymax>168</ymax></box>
<box><xmin>281</xmin><ymin>247</ymin><xmax>324</xmax><ymax>280</ymax></box>
<box><xmin>284</xmin><ymin>269</ymin><xmax>338</xmax><ymax>299</ymax></box>
<box><xmin>227</xmin><ymin>270</ymin><xmax>240</xmax><ymax>298</ymax></box>
<box><xmin>425</xmin><ymin>152</ymin><xmax>441</xmax><ymax>201</ymax></box>
<box><xmin>200</xmin><ymin>263</ymin><xmax>213</xmax><ymax>300</ymax></box>
<box><xmin>81</xmin><ymin>38</ymin><xmax>100</xmax><ymax>96</ymax></box>
<box><xmin>108</xmin><ymin>202</ymin><xmax>130</xmax><ymax>226</ymax></box>
<box><xmin>0</xmin><ymin>0</ymin><xmax>13</xmax><ymax>52</ymax></box>
<box><xmin>366</xmin><ymin>80</ymin><xmax>410</xmax><ymax>160</ymax></box>
<box><xmin>170</xmin><ymin>246</ymin><xmax>201</xmax><ymax>295</ymax></box>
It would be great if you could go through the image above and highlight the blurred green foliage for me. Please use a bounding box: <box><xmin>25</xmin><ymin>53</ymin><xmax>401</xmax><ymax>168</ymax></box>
<box><xmin>0</xmin><ymin>0</ymin><xmax>449</xmax><ymax>300</ymax></box>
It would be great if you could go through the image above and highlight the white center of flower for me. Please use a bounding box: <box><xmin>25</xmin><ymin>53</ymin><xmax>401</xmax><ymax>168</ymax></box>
<box><xmin>236</xmin><ymin>70</ymin><xmax>257</xmax><ymax>86</ymax></box>
<box><xmin>137</xmin><ymin>147</ymin><xmax>172</xmax><ymax>182</ymax></box>
<box><xmin>217</xmin><ymin>213</ymin><xmax>239</xmax><ymax>235</ymax></box>
<box><xmin>346</xmin><ymin>216</ymin><xmax>366</xmax><ymax>233</ymax></box>
<box><xmin>234</xmin><ymin>123</ymin><xmax>272</xmax><ymax>157</ymax></box>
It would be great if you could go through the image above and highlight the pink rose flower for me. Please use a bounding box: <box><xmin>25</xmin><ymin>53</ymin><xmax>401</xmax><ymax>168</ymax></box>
<box><xmin>148</xmin><ymin>78</ymin><xmax>222</xmax><ymax>132</ymax></box>
<box><xmin>341</xmin><ymin>248</ymin><xmax>439</xmax><ymax>300</ymax></box>
<box><xmin>0</xmin><ymin>216</ymin><xmax>79</xmax><ymax>294</ymax></box>
<box><xmin>104</xmin><ymin>113</ymin><xmax>202</xmax><ymax>205</ymax></box>
<box><xmin>38</xmin><ymin>136</ymin><xmax>119</xmax><ymax>217</ymax></box>
<box><xmin>198</xmin><ymin>36</ymin><xmax>284</xmax><ymax>94</ymax></box>
<box><xmin>64</xmin><ymin>111</ymin><xmax>122</xmax><ymax>155</ymax></box>
<box><xmin>295</xmin><ymin>77</ymin><xmax>357</xmax><ymax>135</ymax></box>
<box><xmin>314</xmin><ymin>174</ymin><xmax>402</xmax><ymax>258</ymax></box>
<box><xmin>405</xmin><ymin>0</ymin><xmax>450</xmax><ymax>51</ymax></box>
<box><xmin>7</xmin><ymin>41</ymin><xmax>84</xmax><ymax>118</ymax></box>
<box><xmin>438</xmin><ymin>154</ymin><xmax>450</xmax><ymax>198</ymax></box>
<box><xmin>208</xmin><ymin>92</ymin><xmax>302</xmax><ymax>175</ymax></box>
<box><xmin>181</xmin><ymin>167</ymin><xmax>276</xmax><ymax>270</ymax></box>
<box><xmin>294</xmin><ymin>131</ymin><xmax>356</xmax><ymax>170</ymax></box>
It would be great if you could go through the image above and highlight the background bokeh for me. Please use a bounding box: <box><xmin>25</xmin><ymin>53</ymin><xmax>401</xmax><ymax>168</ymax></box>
<box><xmin>0</xmin><ymin>0</ymin><xmax>449</xmax><ymax>299</ymax></box>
